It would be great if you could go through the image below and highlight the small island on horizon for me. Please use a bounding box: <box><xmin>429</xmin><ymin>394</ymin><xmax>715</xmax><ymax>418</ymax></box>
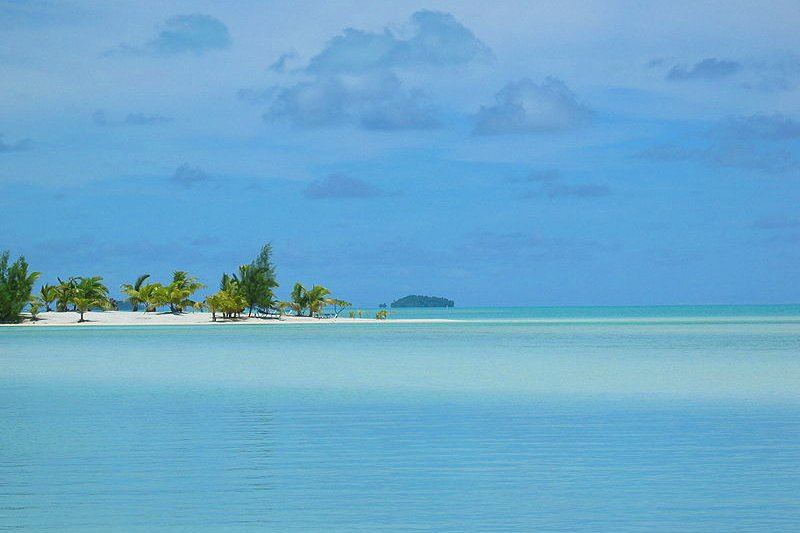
<box><xmin>391</xmin><ymin>295</ymin><xmax>455</xmax><ymax>308</ymax></box>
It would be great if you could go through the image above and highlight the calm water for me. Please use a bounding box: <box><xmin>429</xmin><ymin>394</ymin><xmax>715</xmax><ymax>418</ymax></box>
<box><xmin>2</xmin><ymin>306</ymin><xmax>799</xmax><ymax>531</ymax></box>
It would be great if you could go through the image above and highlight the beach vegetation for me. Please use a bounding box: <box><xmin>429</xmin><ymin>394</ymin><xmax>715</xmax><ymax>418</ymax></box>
<box><xmin>39</xmin><ymin>283</ymin><xmax>57</xmax><ymax>312</ymax></box>
<box><xmin>287</xmin><ymin>282</ymin><xmax>349</xmax><ymax>318</ymax></box>
<box><xmin>69</xmin><ymin>276</ymin><xmax>111</xmax><ymax>322</ymax></box>
<box><xmin>138</xmin><ymin>282</ymin><xmax>164</xmax><ymax>312</ymax></box>
<box><xmin>232</xmin><ymin>264</ymin><xmax>278</xmax><ymax>317</ymax></box>
<box><xmin>120</xmin><ymin>274</ymin><xmax>151</xmax><ymax>312</ymax></box>
<box><xmin>159</xmin><ymin>271</ymin><xmax>204</xmax><ymax>313</ymax></box>
<box><xmin>206</xmin><ymin>275</ymin><xmax>246</xmax><ymax>321</ymax></box>
<box><xmin>54</xmin><ymin>277</ymin><xmax>77</xmax><ymax>312</ymax></box>
<box><xmin>0</xmin><ymin>251</ymin><xmax>40</xmax><ymax>323</ymax></box>
<box><xmin>376</xmin><ymin>309</ymin><xmax>389</xmax><ymax>320</ymax></box>
<box><xmin>29</xmin><ymin>298</ymin><xmax>42</xmax><ymax>321</ymax></box>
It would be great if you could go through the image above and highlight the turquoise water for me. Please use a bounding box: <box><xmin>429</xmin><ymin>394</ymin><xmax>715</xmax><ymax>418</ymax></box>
<box><xmin>2</xmin><ymin>306</ymin><xmax>799</xmax><ymax>531</ymax></box>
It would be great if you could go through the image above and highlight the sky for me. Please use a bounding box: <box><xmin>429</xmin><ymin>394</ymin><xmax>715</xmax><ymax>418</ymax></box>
<box><xmin>1</xmin><ymin>0</ymin><xmax>799</xmax><ymax>306</ymax></box>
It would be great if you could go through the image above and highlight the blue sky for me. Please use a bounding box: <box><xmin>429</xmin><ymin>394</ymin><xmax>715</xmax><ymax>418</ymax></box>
<box><xmin>1</xmin><ymin>0</ymin><xmax>799</xmax><ymax>306</ymax></box>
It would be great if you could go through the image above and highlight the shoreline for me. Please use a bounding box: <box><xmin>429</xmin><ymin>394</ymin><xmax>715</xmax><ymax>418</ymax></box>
<box><xmin>0</xmin><ymin>310</ymin><xmax>458</xmax><ymax>327</ymax></box>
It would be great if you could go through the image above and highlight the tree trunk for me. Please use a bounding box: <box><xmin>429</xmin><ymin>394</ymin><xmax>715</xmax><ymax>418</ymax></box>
<box><xmin>78</xmin><ymin>310</ymin><xmax>85</xmax><ymax>322</ymax></box>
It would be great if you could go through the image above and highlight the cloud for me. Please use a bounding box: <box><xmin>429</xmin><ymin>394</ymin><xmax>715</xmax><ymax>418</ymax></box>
<box><xmin>110</xmin><ymin>14</ymin><xmax>230</xmax><ymax>56</ymax></box>
<box><xmin>170</xmin><ymin>164</ymin><xmax>212</xmax><ymax>187</ymax></box>
<box><xmin>637</xmin><ymin>113</ymin><xmax>800</xmax><ymax>174</ymax></box>
<box><xmin>473</xmin><ymin>78</ymin><xmax>591</xmax><ymax>135</ymax></box>
<box><xmin>93</xmin><ymin>109</ymin><xmax>173</xmax><ymax>126</ymax></box>
<box><xmin>237</xmin><ymin>87</ymin><xmax>277</xmax><ymax>104</ymax></box>
<box><xmin>0</xmin><ymin>134</ymin><xmax>32</xmax><ymax>153</ymax></box>
<box><xmin>505</xmin><ymin>170</ymin><xmax>561</xmax><ymax>183</ymax></box>
<box><xmin>303</xmin><ymin>174</ymin><xmax>386</xmax><ymax>199</ymax></box>
<box><xmin>124</xmin><ymin>112</ymin><xmax>173</xmax><ymax>125</ymax></box>
<box><xmin>305</xmin><ymin>10</ymin><xmax>490</xmax><ymax>75</ymax></box>
<box><xmin>268</xmin><ymin>52</ymin><xmax>295</xmax><ymax>73</ymax></box>
<box><xmin>265</xmin><ymin>71</ymin><xmax>439</xmax><ymax>130</ymax></box>
<box><xmin>254</xmin><ymin>10</ymin><xmax>485</xmax><ymax>131</ymax></box>
<box><xmin>752</xmin><ymin>215</ymin><xmax>800</xmax><ymax>230</ymax></box>
<box><xmin>717</xmin><ymin>114</ymin><xmax>800</xmax><ymax>140</ymax></box>
<box><xmin>535</xmin><ymin>183</ymin><xmax>611</xmax><ymax>198</ymax></box>
<box><xmin>458</xmin><ymin>231</ymin><xmax>545</xmax><ymax>256</ymax></box>
<box><xmin>457</xmin><ymin>231</ymin><xmax>614</xmax><ymax>261</ymax></box>
<box><xmin>637</xmin><ymin>141</ymin><xmax>796</xmax><ymax>174</ymax></box>
<box><xmin>507</xmin><ymin>169</ymin><xmax>610</xmax><ymax>199</ymax></box>
<box><xmin>666</xmin><ymin>58</ymin><xmax>741</xmax><ymax>81</ymax></box>
<box><xmin>634</xmin><ymin>144</ymin><xmax>697</xmax><ymax>161</ymax></box>
<box><xmin>743</xmin><ymin>52</ymin><xmax>800</xmax><ymax>92</ymax></box>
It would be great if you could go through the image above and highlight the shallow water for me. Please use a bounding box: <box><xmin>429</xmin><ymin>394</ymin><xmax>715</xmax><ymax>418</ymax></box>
<box><xmin>2</xmin><ymin>306</ymin><xmax>799</xmax><ymax>531</ymax></box>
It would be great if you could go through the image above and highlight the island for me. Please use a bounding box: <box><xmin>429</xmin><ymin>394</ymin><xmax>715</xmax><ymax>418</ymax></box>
<box><xmin>390</xmin><ymin>295</ymin><xmax>455</xmax><ymax>308</ymax></box>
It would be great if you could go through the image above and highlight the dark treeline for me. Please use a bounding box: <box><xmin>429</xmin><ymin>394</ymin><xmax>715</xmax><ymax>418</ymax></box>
<box><xmin>0</xmin><ymin>244</ymin><xmax>352</xmax><ymax>324</ymax></box>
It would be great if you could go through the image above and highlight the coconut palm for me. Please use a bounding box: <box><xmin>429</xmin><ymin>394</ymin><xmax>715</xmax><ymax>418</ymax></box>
<box><xmin>161</xmin><ymin>271</ymin><xmax>204</xmax><ymax>313</ymax></box>
<box><xmin>137</xmin><ymin>282</ymin><xmax>163</xmax><ymax>312</ymax></box>
<box><xmin>305</xmin><ymin>285</ymin><xmax>332</xmax><ymax>317</ymax></box>
<box><xmin>289</xmin><ymin>283</ymin><xmax>339</xmax><ymax>317</ymax></box>
<box><xmin>69</xmin><ymin>276</ymin><xmax>110</xmax><ymax>322</ymax></box>
<box><xmin>290</xmin><ymin>282</ymin><xmax>307</xmax><ymax>315</ymax></box>
<box><xmin>120</xmin><ymin>274</ymin><xmax>151</xmax><ymax>312</ymax></box>
<box><xmin>54</xmin><ymin>277</ymin><xmax>77</xmax><ymax>312</ymax></box>
<box><xmin>39</xmin><ymin>283</ymin><xmax>57</xmax><ymax>312</ymax></box>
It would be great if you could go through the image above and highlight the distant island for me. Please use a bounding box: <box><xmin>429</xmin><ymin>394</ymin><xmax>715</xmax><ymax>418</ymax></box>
<box><xmin>391</xmin><ymin>295</ymin><xmax>454</xmax><ymax>308</ymax></box>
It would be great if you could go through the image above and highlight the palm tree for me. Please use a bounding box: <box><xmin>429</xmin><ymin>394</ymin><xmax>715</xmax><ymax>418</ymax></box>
<box><xmin>161</xmin><ymin>271</ymin><xmax>204</xmax><ymax>313</ymax></box>
<box><xmin>290</xmin><ymin>282</ymin><xmax>307</xmax><ymax>316</ymax></box>
<box><xmin>137</xmin><ymin>282</ymin><xmax>163</xmax><ymax>312</ymax></box>
<box><xmin>54</xmin><ymin>277</ymin><xmax>77</xmax><ymax>312</ymax></box>
<box><xmin>305</xmin><ymin>285</ymin><xmax>332</xmax><ymax>317</ymax></box>
<box><xmin>69</xmin><ymin>276</ymin><xmax>110</xmax><ymax>322</ymax></box>
<box><xmin>39</xmin><ymin>283</ymin><xmax>57</xmax><ymax>312</ymax></box>
<box><xmin>289</xmin><ymin>283</ymin><xmax>336</xmax><ymax>317</ymax></box>
<box><xmin>120</xmin><ymin>274</ymin><xmax>150</xmax><ymax>312</ymax></box>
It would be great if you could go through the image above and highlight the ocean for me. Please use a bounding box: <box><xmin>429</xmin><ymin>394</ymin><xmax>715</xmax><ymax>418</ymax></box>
<box><xmin>1</xmin><ymin>305</ymin><xmax>799</xmax><ymax>531</ymax></box>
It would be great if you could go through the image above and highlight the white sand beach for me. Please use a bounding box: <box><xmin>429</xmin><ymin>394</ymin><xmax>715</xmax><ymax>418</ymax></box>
<box><xmin>2</xmin><ymin>311</ymin><xmax>455</xmax><ymax>326</ymax></box>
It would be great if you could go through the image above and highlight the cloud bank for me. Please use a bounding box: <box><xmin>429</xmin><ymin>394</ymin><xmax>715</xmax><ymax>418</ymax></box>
<box><xmin>473</xmin><ymin>78</ymin><xmax>591</xmax><ymax>135</ymax></box>
<box><xmin>0</xmin><ymin>134</ymin><xmax>32</xmax><ymax>153</ymax></box>
<box><xmin>111</xmin><ymin>14</ymin><xmax>230</xmax><ymax>56</ymax></box>
<box><xmin>306</xmin><ymin>10</ymin><xmax>490</xmax><ymax>75</ymax></box>
<box><xmin>666</xmin><ymin>58</ymin><xmax>741</xmax><ymax>81</ymax></box>
<box><xmin>303</xmin><ymin>174</ymin><xmax>386</xmax><ymax>199</ymax></box>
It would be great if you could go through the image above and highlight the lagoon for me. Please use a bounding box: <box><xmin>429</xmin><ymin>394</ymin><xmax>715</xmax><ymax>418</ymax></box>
<box><xmin>2</xmin><ymin>306</ymin><xmax>799</xmax><ymax>531</ymax></box>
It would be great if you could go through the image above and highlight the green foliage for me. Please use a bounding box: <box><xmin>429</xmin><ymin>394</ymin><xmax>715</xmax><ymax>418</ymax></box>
<box><xmin>327</xmin><ymin>298</ymin><xmax>352</xmax><ymax>318</ymax></box>
<box><xmin>160</xmin><ymin>271</ymin><xmax>204</xmax><ymax>313</ymax></box>
<box><xmin>120</xmin><ymin>273</ymin><xmax>151</xmax><ymax>312</ymax></box>
<box><xmin>253</xmin><ymin>243</ymin><xmax>277</xmax><ymax>283</ymax></box>
<box><xmin>0</xmin><ymin>251</ymin><xmax>40</xmax><ymax>323</ymax></box>
<box><xmin>205</xmin><ymin>277</ymin><xmax>246</xmax><ymax>321</ymax></box>
<box><xmin>288</xmin><ymin>282</ymin><xmax>348</xmax><ymax>318</ymax></box>
<box><xmin>138</xmin><ymin>282</ymin><xmax>164</xmax><ymax>312</ymax></box>
<box><xmin>54</xmin><ymin>277</ymin><xmax>77</xmax><ymax>312</ymax></box>
<box><xmin>232</xmin><ymin>264</ymin><xmax>278</xmax><ymax>317</ymax></box>
<box><xmin>39</xmin><ymin>283</ymin><xmax>57</xmax><ymax>312</ymax></box>
<box><xmin>376</xmin><ymin>309</ymin><xmax>389</xmax><ymax>320</ymax></box>
<box><xmin>69</xmin><ymin>276</ymin><xmax>110</xmax><ymax>322</ymax></box>
<box><xmin>29</xmin><ymin>298</ymin><xmax>42</xmax><ymax>321</ymax></box>
<box><xmin>390</xmin><ymin>295</ymin><xmax>454</xmax><ymax>308</ymax></box>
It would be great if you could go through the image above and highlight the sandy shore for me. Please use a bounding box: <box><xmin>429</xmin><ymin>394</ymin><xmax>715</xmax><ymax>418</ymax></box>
<box><xmin>1</xmin><ymin>310</ymin><xmax>455</xmax><ymax>327</ymax></box>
